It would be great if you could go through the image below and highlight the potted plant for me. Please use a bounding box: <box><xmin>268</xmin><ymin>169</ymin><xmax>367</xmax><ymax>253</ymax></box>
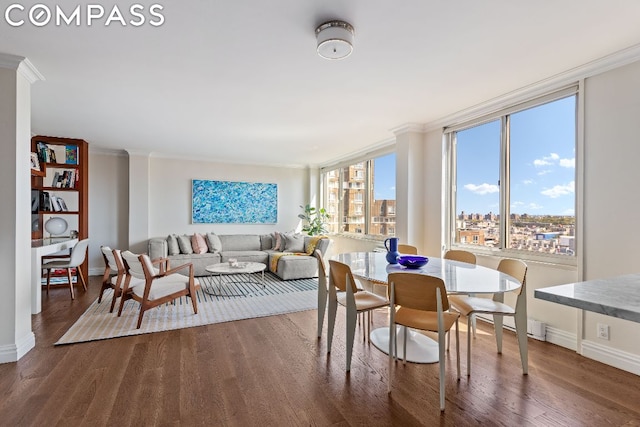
<box><xmin>298</xmin><ymin>204</ymin><xmax>330</xmax><ymax>236</ymax></box>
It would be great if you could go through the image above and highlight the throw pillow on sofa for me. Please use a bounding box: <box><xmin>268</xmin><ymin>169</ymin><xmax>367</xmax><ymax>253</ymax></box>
<box><xmin>191</xmin><ymin>233</ymin><xmax>208</xmax><ymax>254</ymax></box>
<box><xmin>167</xmin><ymin>234</ymin><xmax>180</xmax><ymax>256</ymax></box>
<box><xmin>177</xmin><ymin>234</ymin><xmax>193</xmax><ymax>254</ymax></box>
<box><xmin>206</xmin><ymin>232</ymin><xmax>222</xmax><ymax>253</ymax></box>
<box><xmin>271</xmin><ymin>232</ymin><xmax>283</xmax><ymax>251</ymax></box>
<box><xmin>284</xmin><ymin>233</ymin><xmax>305</xmax><ymax>253</ymax></box>
<box><xmin>260</xmin><ymin>234</ymin><xmax>273</xmax><ymax>251</ymax></box>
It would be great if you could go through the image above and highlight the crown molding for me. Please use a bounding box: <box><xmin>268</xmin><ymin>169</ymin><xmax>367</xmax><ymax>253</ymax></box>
<box><xmin>149</xmin><ymin>151</ymin><xmax>308</xmax><ymax>169</ymax></box>
<box><xmin>425</xmin><ymin>42</ymin><xmax>640</xmax><ymax>132</ymax></box>
<box><xmin>390</xmin><ymin>123</ymin><xmax>427</xmax><ymax>135</ymax></box>
<box><xmin>125</xmin><ymin>148</ymin><xmax>152</xmax><ymax>157</ymax></box>
<box><xmin>90</xmin><ymin>146</ymin><xmax>127</xmax><ymax>157</ymax></box>
<box><xmin>317</xmin><ymin>136</ymin><xmax>396</xmax><ymax>170</ymax></box>
<box><xmin>0</xmin><ymin>54</ymin><xmax>44</xmax><ymax>84</ymax></box>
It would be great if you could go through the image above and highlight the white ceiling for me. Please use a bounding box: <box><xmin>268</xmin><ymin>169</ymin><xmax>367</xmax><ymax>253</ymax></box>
<box><xmin>2</xmin><ymin>1</ymin><xmax>640</xmax><ymax>167</ymax></box>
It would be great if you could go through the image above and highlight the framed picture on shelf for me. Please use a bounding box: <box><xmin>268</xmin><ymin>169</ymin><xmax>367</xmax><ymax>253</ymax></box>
<box><xmin>30</xmin><ymin>152</ymin><xmax>40</xmax><ymax>171</ymax></box>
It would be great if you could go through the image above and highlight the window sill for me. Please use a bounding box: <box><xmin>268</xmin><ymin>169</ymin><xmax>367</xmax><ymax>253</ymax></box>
<box><xmin>450</xmin><ymin>244</ymin><xmax>578</xmax><ymax>269</ymax></box>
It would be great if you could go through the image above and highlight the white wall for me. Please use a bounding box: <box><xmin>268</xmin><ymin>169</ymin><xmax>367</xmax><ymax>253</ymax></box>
<box><xmin>87</xmin><ymin>154</ymin><xmax>310</xmax><ymax>272</ymax></box>
<box><xmin>580</xmin><ymin>60</ymin><xmax>640</xmax><ymax>356</ymax></box>
<box><xmin>88</xmin><ymin>150</ymin><xmax>129</xmax><ymax>273</ymax></box>
<box><xmin>147</xmin><ymin>156</ymin><xmax>309</xmax><ymax>239</ymax></box>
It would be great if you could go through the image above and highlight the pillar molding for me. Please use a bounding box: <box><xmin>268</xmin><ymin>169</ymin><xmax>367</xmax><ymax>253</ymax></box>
<box><xmin>125</xmin><ymin>150</ymin><xmax>151</xmax><ymax>253</ymax></box>
<box><xmin>0</xmin><ymin>53</ymin><xmax>43</xmax><ymax>363</ymax></box>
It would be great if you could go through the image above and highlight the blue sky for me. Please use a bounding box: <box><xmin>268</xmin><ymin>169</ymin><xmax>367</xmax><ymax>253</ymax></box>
<box><xmin>456</xmin><ymin>96</ymin><xmax>576</xmax><ymax>216</ymax></box>
<box><xmin>374</xmin><ymin>153</ymin><xmax>396</xmax><ymax>200</ymax></box>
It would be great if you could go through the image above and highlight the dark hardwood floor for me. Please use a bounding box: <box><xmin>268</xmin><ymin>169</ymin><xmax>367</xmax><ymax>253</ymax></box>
<box><xmin>1</xmin><ymin>276</ymin><xmax>640</xmax><ymax>426</ymax></box>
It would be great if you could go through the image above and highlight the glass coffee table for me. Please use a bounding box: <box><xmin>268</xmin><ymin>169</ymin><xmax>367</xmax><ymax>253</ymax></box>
<box><xmin>205</xmin><ymin>262</ymin><xmax>266</xmax><ymax>296</ymax></box>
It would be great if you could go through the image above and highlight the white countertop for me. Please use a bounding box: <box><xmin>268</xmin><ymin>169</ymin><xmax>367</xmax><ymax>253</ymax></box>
<box><xmin>534</xmin><ymin>273</ymin><xmax>640</xmax><ymax>323</ymax></box>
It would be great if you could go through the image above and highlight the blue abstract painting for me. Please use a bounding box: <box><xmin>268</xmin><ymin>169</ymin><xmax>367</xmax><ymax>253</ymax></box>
<box><xmin>192</xmin><ymin>180</ymin><xmax>277</xmax><ymax>224</ymax></box>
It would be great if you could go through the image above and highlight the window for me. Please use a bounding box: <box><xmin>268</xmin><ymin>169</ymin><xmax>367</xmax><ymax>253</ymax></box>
<box><xmin>447</xmin><ymin>90</ymin><xmax>577</xmax><ymax>259</ymax></box>
<box><xmin>322</xmin><ymin>152</ymin><xmax>396</xmax><ymax>237</ymax></box>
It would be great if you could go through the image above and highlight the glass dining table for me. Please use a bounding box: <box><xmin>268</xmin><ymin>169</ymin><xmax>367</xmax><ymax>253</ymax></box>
<box><xmin>330</xmin><ymin>251</ymin><xmax>523</xmax><ymax>363</ymax></box>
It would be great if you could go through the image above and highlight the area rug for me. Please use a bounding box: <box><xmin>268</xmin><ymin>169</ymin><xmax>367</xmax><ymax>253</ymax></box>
<box><xmin>56</xmin><ymin>272</ymin><xmax>318</xmax><ymax>345</ymax></box>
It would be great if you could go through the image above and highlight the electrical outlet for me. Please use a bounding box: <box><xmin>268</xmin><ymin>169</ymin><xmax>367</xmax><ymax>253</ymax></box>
<box><xmin>597</xmin><ymin>323</ymin><xmax>609</xmax><ymax>340</ymax></box>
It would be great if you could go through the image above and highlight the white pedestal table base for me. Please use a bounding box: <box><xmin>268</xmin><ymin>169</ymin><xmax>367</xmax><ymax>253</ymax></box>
<box><xmin>370</xmin><ymin>326</ymin><xmax>439</xmax><ymax>364</ymax></box>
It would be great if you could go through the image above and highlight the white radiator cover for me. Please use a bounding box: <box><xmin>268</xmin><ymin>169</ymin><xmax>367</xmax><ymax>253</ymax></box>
<box><xmin>476</xmin><ymin>314</ymin><xmax>547</xmax><ymax>341</ymax></box>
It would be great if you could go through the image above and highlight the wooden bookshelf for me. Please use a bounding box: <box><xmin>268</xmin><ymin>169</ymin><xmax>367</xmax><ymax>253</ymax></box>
<box><xmin>31</xmin><ymin>135</ymin><xmax>89</xmax><ymax>281</ymax></box>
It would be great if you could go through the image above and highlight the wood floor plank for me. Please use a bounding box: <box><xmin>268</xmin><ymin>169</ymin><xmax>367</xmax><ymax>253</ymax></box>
<box><xmin>2</xmin><ymin>276</ymin><xmax>640</xmax><ymax>426</ymax></box>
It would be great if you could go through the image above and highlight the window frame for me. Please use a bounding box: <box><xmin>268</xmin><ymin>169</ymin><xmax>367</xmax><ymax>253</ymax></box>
<box><xmin>445</xmin><ymin>86</ymin><xmax>579</xmax><ymax>266</ymax></box>
<box><xmin>320</xmin><ymin>149</ymin><xmax>396</xmax><ymax>240</ymax></box>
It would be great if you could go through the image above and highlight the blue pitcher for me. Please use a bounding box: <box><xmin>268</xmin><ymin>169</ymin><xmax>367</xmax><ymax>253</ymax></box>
<box><xmin>384</xmin><ymin>237</ymin><xmax>400</xmax><ymax>264</ymax></box>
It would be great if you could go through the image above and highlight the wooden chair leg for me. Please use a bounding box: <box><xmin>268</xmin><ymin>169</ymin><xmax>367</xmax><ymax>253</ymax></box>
<box><xmin>108</xmin><ymin>287</ymin><xmax>118</xmax><ymax>313</ymax></box>
<box><xmin>66</xmin><ymin>268</ymin><xmax>75</xmax><ymax>300</ymax></box>
<box><xmin>189</xmin><ymin>289</ymin><xmax>198</xmax><ymax>314</ymax></box>
<box><xmin>117</xmin><ymin>279</ymin><xmax>131</xmax><ymax>317</ymax></box>
<box><xmin>77</xmin><ymin>267</ymin><xmax>88</xmax><ymax>291</ymax></box>
<box><xmin>136</xmin><ymin>307</ymin><xmax>146</xmax><ymax>329</ymax></box>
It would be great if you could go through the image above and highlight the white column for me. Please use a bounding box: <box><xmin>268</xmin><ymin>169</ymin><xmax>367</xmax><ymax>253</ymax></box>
<box><xmin>0</xmin><ymin>54</ymin><xmax>44</xmax><ymax>363</ymax></box>
<box><xmin>126</xmin><ymin>150</ymin><xmax>151</xmax><ymax>254</ymax></box>
<box><xmin>394</xmin><ymin>125</ymin><xmax>427</xmax><ymax>253</ymax></box>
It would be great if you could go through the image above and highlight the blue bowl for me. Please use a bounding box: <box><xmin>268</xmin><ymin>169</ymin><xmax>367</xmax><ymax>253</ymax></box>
<box><xmin>397</xmin><ymin>255</ymin><xmax>429</xmax><ymax>269</ymax></box>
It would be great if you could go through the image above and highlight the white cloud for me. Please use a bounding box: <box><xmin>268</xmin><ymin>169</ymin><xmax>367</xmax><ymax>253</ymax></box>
<box><xmin>559</xmin><ymin>157</ymin><xmax>575</xmax><ymax>168</ymax></box>
<box><xmin>528</xmin><ymin>202</ymin><xmax>543</xmax><ymax>210</ymax></box>
<box><xmin>533</xmin><ymin>159</ymin><xmax>552</xmax><ymax>167</ymax></box>
<box><xmin>464</xmin><ymin>183</ymin><xmax>499</xmax><ymax>195</ymax></box>
<box><xmin>534</xmin><ymin>153</ymin><xmax>574</xmax><ymax>169</ymax></box>
<box><xmin>541</xmin><ymin>181</ymin><xmax>575</xmax><ymax>198</ymax></box>
<box><xmin>537</xmin><ymin>170</ymin><xmax>552</xmax><ymax>176</ymax></box>
<box><xmin>511</xmin><ymin>201</ymin><xmax>524</xmax><ymax>207</ymax></box>
<box><xmin>523</xmin><ymin>179</ymin><xmax>534</xmax><ymax>185</ymax></box>
<box><xmin>562</xmin><ymin>208</ymin><xmax>575</xmax><ymax>215</ymax></box>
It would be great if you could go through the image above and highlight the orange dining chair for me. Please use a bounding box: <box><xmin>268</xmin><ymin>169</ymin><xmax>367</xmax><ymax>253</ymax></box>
<box><xmin>449</xmin><ymin>258</ymin><xmax>528</xmax><ymax>376</ymax></box>
<box><xmin>387</xmin><ymin>272</ymin><xmax>460</xmax><ymax>412</ymax></box>
<box><xmin>397</xmin><ymin>244</ymin><xmax>418</xmax><ymax>255</ymax></box>
<box><xmin>327</xmin><ymin>260</ymin><xmax>389</xmax><ymax>371</ymax></box>
<box><xmin>444</xmin><ymin>249</ymin><xmax>478</xmax><ymax>343</ymax></box>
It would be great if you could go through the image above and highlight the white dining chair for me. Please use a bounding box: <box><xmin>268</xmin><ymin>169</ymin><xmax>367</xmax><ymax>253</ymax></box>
<box><xmin>42</xmin><ymin>238</ymin><xmax>89</xmax><ymax>300</ymax></box>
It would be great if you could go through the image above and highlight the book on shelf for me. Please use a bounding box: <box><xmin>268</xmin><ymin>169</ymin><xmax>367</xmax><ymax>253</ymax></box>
<box><xmin>36</xmin><ymin>142</ymin><xmax>78</xmax><ymax>165</ymax></box>
<box><xmin>31</xmin><ymin>190</ymin><xmax>39</xmax><ymax>213</ymax></box>
<box><xmin>65</xmin><ymin>145</ymin><xmax>78</xmax><ymax>164</ymax></box>
<box><xmin>49</xmin><ymin>169</ymin><xmax>77</xmax><ymax>188</ymax></box>
<box><xmin>57</xmin><ymin>197</ymin><xmax>68</xmax><ymax>211</ymax></box>
<box><xmin>49</xmin><ymin>195</ymin><xmax>61</xmax><ymax>211</ymax></box>
<box><xmin>40</xmin><ymin>191</ymin><xmax>50</xmax><ymax>212</ymax></box>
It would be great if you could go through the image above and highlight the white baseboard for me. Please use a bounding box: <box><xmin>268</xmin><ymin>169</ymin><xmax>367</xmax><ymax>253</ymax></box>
<box><xmin>477</xmin><ymin>318</ymin><xmax>640</xmax><ymax>376</ymax></box>
<box><xmin>0</xmin><ymin>331</ymin><xmax>35</xmax><ymax>364</ymax></box>
<box><xmin>89</xmin><ymin>267</ymin><xmax>103</xmax><ymax>276</ymax></box>
<box><xmin>545</xmin><ymin>326</ymin><xmax>577</xmax><ymax>351</ymax></box>
<box><xmin>581</xmin><ymin>340</ymin><xmax>640</xmax><ymax>376</ymax></box>
<box><xmin>475</xmin><ymin>314</ymin><xmax>546</xmax><ymax>341</ymax></box>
